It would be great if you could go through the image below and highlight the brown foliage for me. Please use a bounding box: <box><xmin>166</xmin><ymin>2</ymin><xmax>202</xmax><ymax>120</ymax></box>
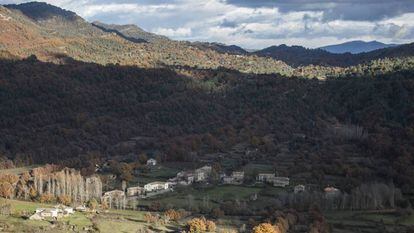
<box><xmin>252</xmin><ymin>223</ymin><xmax>278</xmax><ymax>233</ymax></box>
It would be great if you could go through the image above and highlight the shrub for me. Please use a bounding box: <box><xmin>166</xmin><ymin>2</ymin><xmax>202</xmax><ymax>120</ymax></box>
<box><xmin>252</xmin><ymin>223</ymin><xmax>277</xmax><ymax>233</ymax></box>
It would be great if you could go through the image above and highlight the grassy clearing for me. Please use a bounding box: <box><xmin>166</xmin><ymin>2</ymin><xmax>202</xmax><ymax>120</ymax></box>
<box><xmin>1</xmin><ymin>198</ymin><xmax>53</xmax><ymax>213</ymax></box>
<box><xmin>132</xmin><ymin>165</ymin><xmax>181</xmax><ymax>186</ymax></box>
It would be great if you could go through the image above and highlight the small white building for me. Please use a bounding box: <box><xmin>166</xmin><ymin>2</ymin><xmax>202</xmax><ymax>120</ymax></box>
<box><xmin>146</xmin><ymin>158</ymin><xmax>157</xmax><ymax>166</ymax></box>
<box><xmin>272</xmin><ymin>177</ymin><xmax>290</xmax><ymax>187</ymax></box>
<box><xmin>294</xmin><ymin>185</ymin><xmax>306</xmax><ymax>194</ymax></box>
<box><xmin>257</xmin><ymin>173</ymin><xmax>275</xmax><ymax>182</ymax></box>
<box><xmin>144</xmin><ymin>181</ymin><xmax>169</xmax><ymax>192</ymax></box>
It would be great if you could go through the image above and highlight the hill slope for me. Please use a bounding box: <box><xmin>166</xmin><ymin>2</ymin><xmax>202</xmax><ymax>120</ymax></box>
<box><xmin>0</xmin><ymin>3</ymin><xmax>292</xmax><ymax>75</ymax></box>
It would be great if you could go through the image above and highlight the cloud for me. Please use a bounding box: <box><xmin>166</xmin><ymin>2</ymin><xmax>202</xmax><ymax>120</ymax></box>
<box><xmin>2</xmin><ymin>0</ymin><xmax>414</xmax><ymax>48</ymax></box>
<box><xmin>153</xmin><ymin>27</ymin><xmax>192</xmax><ymax>38</ymax></box>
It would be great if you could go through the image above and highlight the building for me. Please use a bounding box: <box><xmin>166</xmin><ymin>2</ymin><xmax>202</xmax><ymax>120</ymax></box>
<box><xmin>146</xmin><ymin>158</ymin><xmax>157</xmax><ymax>166</ymax></box>
<box><xmin>257</xmin><ymin>173</ymin><xmax>275</xmax><ymax>182</ymax></box>
<box><xmin>222</xmin><ymin>176</ymin><xmax>235</xmax><ymax>184</ymax></box>
<box><xmin>232</xmin><ymin>171</ymin><xmax>244</xmax><ymax>182</ymax></box>
<box><xmin>294</xmin><ymin>185</ymin><xmax>306</xmax><ymax>194</ymax></box>
<box><xmin>194</xmin><ymin>166</ymin><xmax>212</xmax><ymax>182</ymax></box>
<box><xmin>272</xmin><ymin>177</ymin><xmax>290</xmax><ymax>187</ymax></box>
<box><xmin>126</xmin><ymin>186</ymin><xmax>145</xmax><ymax>197</ymax></box>
<box><xmin>176</xmin><ymin>171</ymin><xmax>195</xmax><ymax>185</ymax></box>
<box><xmin>144</xmin><ymin>182</ymin><xmax>169</xmax><ymax>192</ymax></box>
<box><xmin>324</xmin><ymin>186</ymin><xmax>341</xmax><ymax>197</ymax></box>
<box><xmin>222</xmin><ymin>171</ymin><xmax>245</xmax><ymax>185</ymax></box>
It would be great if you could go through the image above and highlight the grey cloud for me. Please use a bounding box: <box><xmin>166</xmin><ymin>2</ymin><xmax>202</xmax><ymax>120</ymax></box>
<box><xmin>225</xmin><ymin>0</ymin><xmax>414</xmax><ymax>21</ymax></box>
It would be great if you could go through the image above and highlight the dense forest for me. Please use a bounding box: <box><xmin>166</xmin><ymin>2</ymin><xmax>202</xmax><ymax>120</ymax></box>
<box><xmin>0</xmin><ymin>56</ymin><xmax>413</xmax><ymax>198</ymax></box>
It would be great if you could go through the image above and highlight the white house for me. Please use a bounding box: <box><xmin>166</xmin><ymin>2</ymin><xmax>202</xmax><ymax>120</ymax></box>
<box><xmin>294</xmin><ymin>185</ymin><xmax>306</xmax><ymax>194</ymax></box>
<box><xmin>144</xmin><ymin>181</ymin><xmax>169</xmax><ymax>192</ymax></box>
<box><xmin>257</xmin><ymin>173</ymin><xmax>275</xmax><ymax>182</ymax></box>
<box><xmin>272</xmin><ymin>177</ymin><xmax>290</xmax><ymax>187</ymax></box>
<box><xmin>146</xmin><ymin>158</ymin><xmax>157</xmax><ymax>166</ymax></box>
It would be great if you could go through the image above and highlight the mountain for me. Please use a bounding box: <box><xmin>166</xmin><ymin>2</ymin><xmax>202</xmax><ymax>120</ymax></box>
<box><xmin>254</xmin><ymin>43</ymin><xmax>414</xmax><ymax>67</ymax></box>
<box><xmin>320</xmin><ymin>40</ymin><xmax>398</xmax><ymax>54</ymax></box>
<box><xmin>253</xmin><ymin>44</ymin><xmax>355</xmax><ymax>67</ymax></box>
<box><xmin>92</xmin><ymin>21</ymin><xmax>169</xmax><ymax>43</ymax></box>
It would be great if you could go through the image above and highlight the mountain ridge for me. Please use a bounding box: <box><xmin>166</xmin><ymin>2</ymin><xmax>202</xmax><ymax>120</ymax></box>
<box><xmin>320</xmin><ymin>40</ymin><xmax>398</xmax><ymax>54</ymax></box>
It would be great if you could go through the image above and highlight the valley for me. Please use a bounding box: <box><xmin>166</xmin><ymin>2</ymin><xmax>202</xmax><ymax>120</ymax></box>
<box><xmin>0</xmin><ymin>1</ymin><xmax>413</xmax><ymax>233</ymax></box>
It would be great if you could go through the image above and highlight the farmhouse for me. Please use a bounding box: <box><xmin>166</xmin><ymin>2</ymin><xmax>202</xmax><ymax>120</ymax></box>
<box><xmin>257</xmin><ymin>173</ymin><xmax>275</xmax><ymax>182</ymax></box>
<box><xmin>194</xmin><ymin>165</ymin><xmax>212</xmax><ymax>182</ymax></box>
<box><xmin>294</xmin><ymin>185</ymin><xmax>306</xmax><ymax>193</ymax></box>
<box><xmin>126</xmin><ymin>186</ymin><xmax>145</xmax><ymax>197</ymax></box>
<box><xmin>144</xmin><ymin>181</ymin><xmax>169</xmax><ymax>192</ymax></box>
<box><xmin>146</xmin><ymin>158</ymin><xmax>157</xmax><ymax>166</ymax></box>
<box><xmin>175</xmin><ymin>171</ymin><xmax>195</xmax><ymax>185</ymax></box>
<box><xmin>272</xmin><ymin>177</ymin><xmax>290</xmax><ymax>187</ymax></box>
<box><xmin>222</xmin><ymin>171</ymin><xmax>245</xmax><ymax>185</ymax></box>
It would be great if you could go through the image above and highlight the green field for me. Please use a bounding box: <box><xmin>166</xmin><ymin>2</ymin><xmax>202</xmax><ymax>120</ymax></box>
<box><xmin>325</xmin><ymin>210</ymin><xmax>414</xmax><ymax>233</ymax></box>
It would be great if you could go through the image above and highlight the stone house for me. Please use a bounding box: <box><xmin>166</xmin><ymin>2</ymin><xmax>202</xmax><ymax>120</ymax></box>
<box><xmin>126</xmin><ymin>186</ymin><xmax>145</xmax><ymax>197</ymax></box>
<box><xmin>175</xmin><ymin>171</ymin><xmax>195</xmax><ymax>185</ymax></box>
<box><xmin>223</xmin><ymin>171</ymin><xmax>245</xmax><ymax>185</ymax></box>
<box><xmin>272</xmin><ymin>177</ymin><xmax>290</xmax><ymax>187</ymax></box>
<box><xmin>194</xmin><ymin>166</ymin><xmax>212</xmax><ymax>182</ymax></box>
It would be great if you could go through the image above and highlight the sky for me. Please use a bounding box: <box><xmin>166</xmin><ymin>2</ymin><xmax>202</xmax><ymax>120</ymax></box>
<box><xmin>1</xmin><ymin>0</ymin><xmax>414</xmax><ymax>49</ymax></box>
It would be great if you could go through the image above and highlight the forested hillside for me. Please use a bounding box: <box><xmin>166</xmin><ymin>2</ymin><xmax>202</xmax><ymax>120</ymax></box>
<box><xmin>0</xmin><ymin>56</ymin><xmax>413</xmax><ymax>196</ymax></box>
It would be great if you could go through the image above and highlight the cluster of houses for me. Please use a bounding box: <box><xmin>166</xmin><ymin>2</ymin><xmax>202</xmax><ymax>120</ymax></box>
<box><xmin>168</xmin><ymin>165</ymin><xmax>213</xmax><ymax>186</ymax></box>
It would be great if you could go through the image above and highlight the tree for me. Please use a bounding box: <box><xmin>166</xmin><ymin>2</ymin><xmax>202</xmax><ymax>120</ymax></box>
<box><xmin>164</xmin><ymin>209</ymin><xmax>182</xmax><ymax>221</ymax></box>
<box><xmin>187</xmin><ymin>217</ymin><xmax>207</xmax><ymax>233</ymax></box>
<box><xmin>252</xmin><ymin>223</ymin><xmax>277</xmax><ymax>233</ymax></box>
<box><xmin>88</xmin><ymin>198</ymin><xmax>99</xmax><ymax>210</ymax></box>
<box><xmin>206</xmin><ymin>220</ymin><xmax>216</xmax><ymax>232</ymax></box>
<box><xmin>57</xmin><ymin>195</ymin><xmax>72</xmax><ymax>206</ymax></box>
<box><xmin>0</xmin><ymin>182</ymin><xmax>13</xmax><ymax>199</ymax></box>
<box><xmin>40</xmin><ymin>193</ymin><xmax>54</xmax><ymax>203</ymax></box>
<box><xmin>138</xmin><ymin>153</ymin><xmax>148</xmax><ymax>164</ymax></box>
